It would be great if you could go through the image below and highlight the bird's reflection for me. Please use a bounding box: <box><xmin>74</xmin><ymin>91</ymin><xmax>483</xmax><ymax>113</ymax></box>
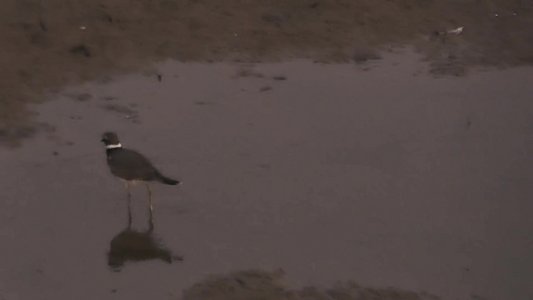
<box><xmin>107</xmin><ymin>194</ymin><xmax>183</xmax><ymax>271</ymax></box>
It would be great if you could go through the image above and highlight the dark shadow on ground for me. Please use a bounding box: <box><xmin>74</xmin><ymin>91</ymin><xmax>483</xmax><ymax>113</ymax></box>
<box><xmin>107</xmin><ymin>197</ymin><xmax>183</xmax><ymax>271</ymax></box>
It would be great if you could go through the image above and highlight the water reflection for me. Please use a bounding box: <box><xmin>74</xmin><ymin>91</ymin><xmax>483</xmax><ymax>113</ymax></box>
<box><xmin>107</xmin><ymin>194</ymin><xmax>183</xmax><ymax>271</ymax></box>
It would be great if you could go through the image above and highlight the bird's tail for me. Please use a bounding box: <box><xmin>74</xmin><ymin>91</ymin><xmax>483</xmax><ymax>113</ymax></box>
<box><xmin>156</xmin><ymin>173</ymin><xmax>180</xmax><ymax>185</ymax></box>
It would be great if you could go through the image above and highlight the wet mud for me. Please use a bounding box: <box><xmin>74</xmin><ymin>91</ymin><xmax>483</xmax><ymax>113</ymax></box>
<box><xmin>1</xmin><ymin>55</ymin><xmax>532</xmax><ymax>299</ymax></box>
<box><xmin>1</xmin><ymin>1</ymin><xmax>533</xmax><ymax>299</ymax></box>
<box><xmin>1</xmin><ymin>0</ymin><xmax>533</xmax><ymax>138</ymax></box>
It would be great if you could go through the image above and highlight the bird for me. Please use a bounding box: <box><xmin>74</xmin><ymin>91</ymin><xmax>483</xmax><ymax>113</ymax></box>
<box><xmin>101</xmin><ymin>131</ymin><xmax>179</xmax><ymax>214</ymax></box>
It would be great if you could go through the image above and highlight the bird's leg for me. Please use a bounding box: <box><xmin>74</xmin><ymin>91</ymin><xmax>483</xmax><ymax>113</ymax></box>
<box><xmin>146</xmin><ymin>183</ymin><xmax>154</xmax><ymax>231</ymax></box>
<box><xmin>146</xmin><ymin>183</ymin><xmax>154</xmax><ymax>214</ymax></box>
<box><xmin>148</xmin><ymin>206</ymin><xmax>154</xmax><ymax>233</ymax></box>
<box><xmin>146</xmin><ymin>183</ymin><xmax>153</xmax><ymax>211</ymax></box>
<box><xmin>127</xmin><ymin>193</ymin><xmax>132</xmax><ymax>229</ymax></box>
<box><xmin>124</xmin><ymin>180</ymin><xmax>131</xmax><ymax>197</ymax></box>
<box><xmin>126</xmin><ymin>181</ymin><xmax>132</xmax><ymax>228</ymax></box>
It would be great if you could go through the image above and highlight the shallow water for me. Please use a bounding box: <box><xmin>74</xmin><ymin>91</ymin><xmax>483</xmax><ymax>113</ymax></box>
<box><xmin>1</xmin><ymin>51</ymin><xmax>532</xmax><ymax>300</ymax></box>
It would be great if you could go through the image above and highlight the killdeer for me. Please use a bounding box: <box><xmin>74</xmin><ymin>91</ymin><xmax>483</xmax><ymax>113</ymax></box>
<box><xmin>101</xmin><ymin>132</ymin><xmax>179</xmax><ymax>213</ymax></box>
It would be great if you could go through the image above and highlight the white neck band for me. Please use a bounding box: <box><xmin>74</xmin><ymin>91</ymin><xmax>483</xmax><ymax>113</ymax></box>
<box><xmin>106</xmin><ymin>143</ymin><xmax>122</xmax><ymax>149</ymax></box>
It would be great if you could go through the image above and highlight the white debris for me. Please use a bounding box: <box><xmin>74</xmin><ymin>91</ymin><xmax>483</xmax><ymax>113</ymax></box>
<box><xmin>80</xmin><ymin>26</ymin><xmax>87</xmax><ymax>30</ymax></box>
<box><xmin>447</xmin><ymin>26</ymin><xmax>464</xmax><ymax>35</ymax></box>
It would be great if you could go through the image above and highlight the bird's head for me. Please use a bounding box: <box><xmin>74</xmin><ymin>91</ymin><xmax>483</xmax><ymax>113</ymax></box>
<box><xmin>101</xmin><ymin>132</ymin><xmax>122</xmax><ymax>148</ymax></box>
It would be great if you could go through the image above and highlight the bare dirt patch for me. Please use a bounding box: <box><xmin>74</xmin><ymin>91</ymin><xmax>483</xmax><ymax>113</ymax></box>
<box><xmin>183</xmin><ymin>270</ymin><xmax>439</xmax><ymax>300</ymax></box>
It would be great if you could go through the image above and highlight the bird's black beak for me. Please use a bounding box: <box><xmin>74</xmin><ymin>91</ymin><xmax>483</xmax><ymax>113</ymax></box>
<box><xmin>101</xmin><ymin>138</ymin><xmax>106</xmax><ymax>143</ymax></box>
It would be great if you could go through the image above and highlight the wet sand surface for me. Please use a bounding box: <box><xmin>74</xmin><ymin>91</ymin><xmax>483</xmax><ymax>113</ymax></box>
<box><xmin>2</xmin><ymin>0</ymin><xmax>533</xmax><ymax>141</ymax></box>
<box><xmin>1</xmin><ymin>51</ymin><xmax>532</xmax><ymax>299</ymax></box>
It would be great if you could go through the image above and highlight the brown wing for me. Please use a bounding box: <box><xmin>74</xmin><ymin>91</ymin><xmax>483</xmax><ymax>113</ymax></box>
<box><xmin>108</xmin><ymin>149</ymin><xmax>159</xmax><ymax>181</ymax></box>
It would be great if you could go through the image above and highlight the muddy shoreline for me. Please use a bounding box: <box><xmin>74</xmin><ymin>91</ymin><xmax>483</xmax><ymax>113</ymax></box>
<box><xmin>1</xmin><ymin>58</ymin><xmax>532</xmax><ymax>299</ymax></box>
<box><xmin>1</xmin><ymin>0</ymin><xmax>533</xmax><ymax>145</ymax></box>
<box><xmin>1</xmin><ymin>2</ymin><xmax>532</xmax><ymax>300</ymax></box>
